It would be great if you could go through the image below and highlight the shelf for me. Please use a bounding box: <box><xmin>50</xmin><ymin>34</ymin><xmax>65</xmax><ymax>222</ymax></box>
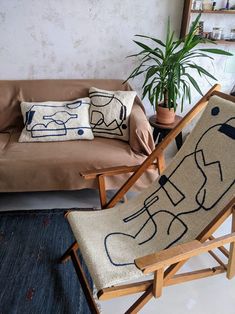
<box><xmin>212</xmin><ymin>40</ymin><xmax>235</xmax><ymax>44</ymax></box>
<box><xmin>180</xmin><ymin>1</ymin><xmax>235</xmax><ymax>39</ymax></box>
<box><xmin>191</xmin><ymin>10</ymin><xmax>235</xmax><ymax>14</ymax></box>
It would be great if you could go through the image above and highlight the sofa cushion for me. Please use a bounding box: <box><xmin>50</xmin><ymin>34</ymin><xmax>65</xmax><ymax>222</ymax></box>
<box><xmin>89</xmin><ymin>87</ymin><xmax>136</xmax><ymax>141</ymax></box>
<box><xmin>18</xmin><ymin>97</ymin><xmax>93</xmax><ymax>142</ymax></box>
<box><xmin>0</xmin><ymin>131</ymin><xmax>157</xmax><ymax>192</ymax></box>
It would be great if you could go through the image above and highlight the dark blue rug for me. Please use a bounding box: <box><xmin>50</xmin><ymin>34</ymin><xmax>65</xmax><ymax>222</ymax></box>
<box><xmin>0</xmin><ymin>209</ymin><xmax>93</xmax><ymax>314</ymax></box>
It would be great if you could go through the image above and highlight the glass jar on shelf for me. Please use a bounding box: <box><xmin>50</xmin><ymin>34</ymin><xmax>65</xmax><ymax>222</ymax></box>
<box><xmin>230</xmin><ymin>29</ymin><xmax>235</xmax><ymax>41</ymax></box>
<box><xmin>193</xmin><ymin>0</ymin><xmax>203</xmax><ymax>10</ymax></box>
<box><xmin>203</xmin><ymin>1</ymin><xmax>213</xmax><ymax>10</ymax></box>
<box><xmin>211</xmin><ymin>27</ymin><xmax>223</xmax><ymax>40</ymax></box>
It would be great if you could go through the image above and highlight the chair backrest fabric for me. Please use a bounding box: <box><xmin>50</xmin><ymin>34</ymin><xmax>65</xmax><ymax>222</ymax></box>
<box><xmin>164</xmin><ymin>95</ymin><xmax>235</xmax><ymax>240</ymax></box>
<box><xmin>111</xmin><ymin>95</ymin><xmax>235</xmax><ymax>253</ymax></box>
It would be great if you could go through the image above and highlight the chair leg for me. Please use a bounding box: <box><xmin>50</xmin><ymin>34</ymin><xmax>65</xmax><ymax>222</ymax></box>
<box><xmin>70</xmin><ymin>250</ymin><xmax>100</xmax><ymax>314</ymax></box>
<box><xmin>98</xmin><ymin>175</ymin><xmax>107</xmax><ymax>209</ymax></box>
<box><xmin>125</xmin><ymin>285</ymin><xmax>153</xmax><ymax>314</ymax></box>
<box><xmin>227</xmin><ymin>207</ymin><xmax>235</xmax><ymax>279</ymax></box>
<box><xmin>153</xmin><ymin>268</ymin><xmax>164</xmax><ymax>298</ymax></box>
<box><xmin>59</xmin><ymin>241</ymin><xmax>79</xmax><ymax>263</ymax></box>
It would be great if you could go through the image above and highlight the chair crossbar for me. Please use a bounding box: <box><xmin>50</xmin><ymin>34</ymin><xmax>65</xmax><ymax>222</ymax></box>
<box><xmin>208</xmin><ymin>250</ymin><xmax>227</xmax><ymax>269</ymax></box>
<box><xmin>209</xmin><ymin>235</ymin><xmax>229</xmax><ymax>258</ymax></box>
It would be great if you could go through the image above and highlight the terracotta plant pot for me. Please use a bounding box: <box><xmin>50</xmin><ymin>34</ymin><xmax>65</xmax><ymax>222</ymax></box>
<box><xmin>156</xmin><ymin>105</ymin><xmax>176</xmax><ymax>124</ymax></box>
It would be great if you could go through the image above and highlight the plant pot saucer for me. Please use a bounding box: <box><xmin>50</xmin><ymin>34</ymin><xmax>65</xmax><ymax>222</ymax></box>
<box><xmin>149</xmin><ymin>114</ymin><xmax>182</xmax><ymax>128</ymax></box>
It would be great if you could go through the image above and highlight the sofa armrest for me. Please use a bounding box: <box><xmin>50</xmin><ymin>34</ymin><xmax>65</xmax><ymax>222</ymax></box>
<box><xmin>129</xmin><ymin>104</ymin><xmax>155</xmax><ymax>155</ymax></box>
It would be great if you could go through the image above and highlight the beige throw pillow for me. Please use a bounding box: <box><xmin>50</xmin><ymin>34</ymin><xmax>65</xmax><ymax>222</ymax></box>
<box><xmin>19</xmin><ymin>98</ymin><xmax>94</xmax><ymax>142</ymax></box>
<box><xmin>89</xmin><ymin>87</ymin><xmax>136</xmax><ymax>141</ymax></box>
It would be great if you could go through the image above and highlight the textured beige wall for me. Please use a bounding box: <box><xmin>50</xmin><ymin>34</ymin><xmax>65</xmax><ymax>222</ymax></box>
<box><xmin>0</xmin><ymin>0</ymin><xmax>234</xmax><ymax>115</ymax></box>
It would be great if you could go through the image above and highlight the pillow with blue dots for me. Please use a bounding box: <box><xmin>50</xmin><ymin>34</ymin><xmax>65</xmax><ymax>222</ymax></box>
<box><xmin>18</xmin><ymin>97</ymin><xmax>94</xmax><ymax>142</ymax></box>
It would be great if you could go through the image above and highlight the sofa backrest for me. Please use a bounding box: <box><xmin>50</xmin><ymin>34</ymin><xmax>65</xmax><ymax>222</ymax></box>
<box><xmin>0</xmin><ymin>79</ymin><xmax>142</xmax><ymax>132</ymax></box>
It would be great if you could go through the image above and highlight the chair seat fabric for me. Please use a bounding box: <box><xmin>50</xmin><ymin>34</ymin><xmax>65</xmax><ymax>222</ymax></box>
<box><xmin>68</xmin><ymin>95</ymin><xmax>235</xmax><ymax>291</ymax></box>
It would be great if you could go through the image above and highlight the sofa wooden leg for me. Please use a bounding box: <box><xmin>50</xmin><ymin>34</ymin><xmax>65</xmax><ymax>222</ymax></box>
<box><xmin>98</xmin><ymin>174</ymin><xmax>107</xmax><ymax>209</ymax></box>
<box><xmin>59</xmin><ymin>241</ymin><xmax>79</xmax><ymax>263</ymax></box>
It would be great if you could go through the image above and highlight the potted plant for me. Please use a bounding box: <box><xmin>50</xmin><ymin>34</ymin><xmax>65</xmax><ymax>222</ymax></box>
<box><xmin>125</xmin><ymin>14</ymin><xmax>232</xmax><ymax>124</ymax></box>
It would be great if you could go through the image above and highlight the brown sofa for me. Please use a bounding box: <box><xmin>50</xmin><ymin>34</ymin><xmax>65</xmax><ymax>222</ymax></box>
<box><xmin>0</xmin><ymin>79</ymin><xmax>157</xmax><ymax>194</ymax></box>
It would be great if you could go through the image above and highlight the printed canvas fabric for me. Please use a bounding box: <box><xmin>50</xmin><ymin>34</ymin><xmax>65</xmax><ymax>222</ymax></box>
<box><xmin>19</xmin><ymin>98</ymin><xmax>94</xmax><ymax>142</ymax></box>
<box><xmin>89</xmin><ymin>87</ymin><xmax>136</xmax><ymax>141</ymax></box>
<box><xmin>68</xmin><ymin>95</ymin><xmax>235</xmax><ymax>290</ymax></box>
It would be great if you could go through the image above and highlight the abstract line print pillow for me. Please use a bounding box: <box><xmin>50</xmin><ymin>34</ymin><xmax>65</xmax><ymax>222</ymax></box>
<box><xmin>89</xmin><ymin>87</ymin><xmax>136</xmax><ymax>141</ymax></box>
<box><xmin>18</xmin><ymin>97</ymin><xmax>94</xmax><ymax>142</ymax></box>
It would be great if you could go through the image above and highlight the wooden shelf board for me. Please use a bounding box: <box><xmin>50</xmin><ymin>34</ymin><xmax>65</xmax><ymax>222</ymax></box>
<box><xmin>181</xmin><ymin>39</ymin><xmax>235</xmax><ymax>45</ymax></box>
<box><xmin>191</xmin><ymin>10</ymin><xmax>235</xmax><ymax>14</ymax></box>
<box><xmin>212</xmin><ymin>40</ymin><xmax>235</xmax><ymax>44</ymax></box>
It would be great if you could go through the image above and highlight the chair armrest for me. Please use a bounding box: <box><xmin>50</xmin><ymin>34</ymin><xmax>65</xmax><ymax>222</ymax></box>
<box><xmin>80</xmin><ymin>165</ymin><xmax>141</xmax><ymax>180</ymax></box>
<box><xmin>80</xmin><ymin>162</ymin><xmax>157</xmax><ymax>209</ymax></box>
<box><xmin>129</xmin><ymin>104</ymin><xmax>155</xmax><ymax>155</ymax></box>
<box><xmin>135</xmin><ymin>232</ymin><xmax>235</xmax><ymax>274</ymax></box>
<box><xmin>80</xmin><ymin>163</ymin><xmax>158</xmax><ymax>180</ymax></box>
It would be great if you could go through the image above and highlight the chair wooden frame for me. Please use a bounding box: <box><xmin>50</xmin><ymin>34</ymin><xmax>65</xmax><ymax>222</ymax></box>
<box><xmin>61</xmin><ymin>85</ymin><xmax>235</xmax><ymax>314</ymax></box>
<box><xmin>80</xmin><ymin>163</ymin><xmax>159</xmax><ymax>209</ymax></box>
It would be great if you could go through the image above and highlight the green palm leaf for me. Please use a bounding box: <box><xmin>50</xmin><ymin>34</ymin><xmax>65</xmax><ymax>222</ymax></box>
<box><xmin>125</xmin><ymin>14</ymin><xmax>233</xmax><ymax>111</ymax></box>
<box><xmin>199</xmin><ymin>48</ymin><xmax>233</xmax><ymax>56</ymax></box>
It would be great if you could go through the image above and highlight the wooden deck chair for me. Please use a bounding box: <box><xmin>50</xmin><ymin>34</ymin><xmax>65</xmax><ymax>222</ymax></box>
<box><xmin>61</xmin><ymin>85</ymin><xmax>235</xmax><ymax>314</ymax></box>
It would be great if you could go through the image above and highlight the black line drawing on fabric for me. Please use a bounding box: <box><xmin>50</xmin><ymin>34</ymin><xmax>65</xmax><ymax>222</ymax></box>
<box><xmin>104</xmin><ymin>107</ymin><xmax>235</xmax><ymax>266</ymax></box>
<box><xmin>24</xmin><ymin>101</ymin><xmax>91</xmax><ymax>138</ymax></box>
<box><xmin>90</xmin><ymin>91</ymin><xmax>127</xmax><ymax>136</ymax></box>
<box><xmin>66</xmin><ymin>99</ymin><xmax>83</xmax><ymax>109</ymax></box>
<box><xmin>43</xmin><ymin>111</ymin><xmax>77</xmax><ymax>124</ymax></box>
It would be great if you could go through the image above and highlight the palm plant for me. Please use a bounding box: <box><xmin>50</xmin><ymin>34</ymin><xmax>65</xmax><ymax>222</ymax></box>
<box><xmin>126</xmin><ymin>14</ymin><xmax>232</xmax><ymax>112</ymax></box>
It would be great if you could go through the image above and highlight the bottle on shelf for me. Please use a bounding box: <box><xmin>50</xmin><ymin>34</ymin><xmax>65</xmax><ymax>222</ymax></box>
<box><xmin>198</xmin><ymin>21</ymin><xmax>204</xmax><ymax>36</ymax></box>
<box><xmin>226</xmin><ymin>0</ymin><xmax>230</xmax><ymax>10</ymax></box>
